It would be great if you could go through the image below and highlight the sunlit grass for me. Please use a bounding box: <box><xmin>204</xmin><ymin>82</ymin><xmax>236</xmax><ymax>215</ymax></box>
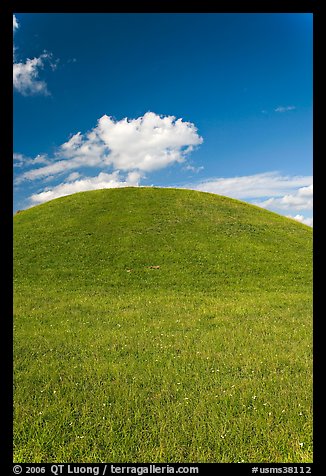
<box><xmin>14</xmin><ymin>188</ymin><xmax>312</xmax><ymax>462</ymax></box>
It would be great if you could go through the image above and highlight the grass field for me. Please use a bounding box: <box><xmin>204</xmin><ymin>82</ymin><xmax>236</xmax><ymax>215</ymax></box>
<box><xmin>13</xmin><ymin>187</ymin><xmax>313</xmax><ymax>463</ymax></box>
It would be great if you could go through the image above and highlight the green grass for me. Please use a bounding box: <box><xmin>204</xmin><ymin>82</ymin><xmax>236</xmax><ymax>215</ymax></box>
<box><xmin>13</xmin><ymin>187</ymin><xmax>313</xmax><ymax>463</ymax></box>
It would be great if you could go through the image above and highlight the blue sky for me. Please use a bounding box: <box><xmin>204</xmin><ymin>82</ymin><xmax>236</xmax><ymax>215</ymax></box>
<box><xmin>13</xmin><ymin>13</ymin><xmax>313</xmax><ymax>225</ymax></box>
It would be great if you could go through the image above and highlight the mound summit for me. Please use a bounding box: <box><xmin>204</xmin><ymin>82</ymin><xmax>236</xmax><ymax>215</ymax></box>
<box><xmin>14</xmin><ymin>187</ymin><xmax>311</xmax><ymax>294</ymax></box>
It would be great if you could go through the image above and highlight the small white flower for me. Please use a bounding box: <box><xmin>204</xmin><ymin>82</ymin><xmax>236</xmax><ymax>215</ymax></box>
<box><xmin>299</xmin><ymin>442</ymin><xmax>304</xmax><ymax>447</ymax></box>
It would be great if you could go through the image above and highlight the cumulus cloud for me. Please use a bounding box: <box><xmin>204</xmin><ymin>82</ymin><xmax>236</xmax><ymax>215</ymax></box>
<box><xmin>13</xmin><ymin>14</ymin><xmax>19</xmax><ymax>33</ymax></box>
<box><xmin>65</xmin><ymin>172</ymin><xmax>81</xmax><ymax>182</ymax></box>
<box><xmin>14</xmin><ymin>152</ymin><xmax>49</xmax><ymax>168</ymax></box>
<box><xmin>274</xmin><ymin>106</ymin><xmax>296</xmax><ymax>113</ymax></box>
<box><xmin>13</xmin><ymin>15</ymin><xmax>56</xmax><ymax>96</ymax></box>
<box><xmin>183</xmin><ymin>164</ymin><xmax>204</xmax><ymax>173</ymax></box>
<box><xmin>286</xmin><ymin>214</ymin><xmax>313</xmax><ymax>227</ymax></box>
<box><xmin>16</xmin><ymin>112</ymin><xmax>203</xmax><ymax>184</ymax></box>
<box><xmin>13</xmin><ymin>15</ymin><xmax>19</xmax><ymax>60</ymax></box>
<box><xmin>189</xmin><ymin>172</ymin><xmax>312</xmax><ymax>199</ymax></box>
<box><xmin>96</xmin><ymin>112</ymin><xmax>202</xmax><ymax>172</ymax></box>
<box><xmin>29</xmin><ymin>171</ymin><xmax>141</xmax><ymax>205</ymax></box>
<box><xmin>256</xmin><ymin>184</ymin><xmax>313</xmax><ymax>210</ymax></box>
<box><xmin>13</xmin><ymin>153</ymin><xmax>27</xmax><ymax>167</ymax></box>
<box><xmin>16</xmin><ymin>154</ymin><xmax>103</xmax><ymax>183</ymax></box>
<box><xmin>13</xmin><ymin>53</ymin><xmax>53</xmax><ymax>96</ymax></box>
<box><xmin>187</xmin><ymin>172</ymin><xmax>313</xmax><ymax>226</ymax></box>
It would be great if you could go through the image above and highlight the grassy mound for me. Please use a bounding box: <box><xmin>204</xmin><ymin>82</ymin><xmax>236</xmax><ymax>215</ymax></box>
<box><xmin>13</xmin><ymin>187</ymin><xmax>312</xmax><ymax>462</ymax></box>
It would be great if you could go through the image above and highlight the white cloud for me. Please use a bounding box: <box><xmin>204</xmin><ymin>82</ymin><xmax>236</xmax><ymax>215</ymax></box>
<box><xmin>29</xmin><ymin>171</ymin><xmax>141</xmax><ymax>205</ymax></box>
<box><xmin>13</xmin><ymin>15</ymin><xmax>19</xmax><ymax>60</ymax></box>
<box><xmin>16</xmin><ymin>154</ymin><xmax>103</xmax><ymax>183</ymax></box>
<box><xmin>183</xmin><ymin>164</ymin><xmax>204</xmax><ymax>173</ymax></box>
<box><xmin>16</xmin><ymin>112</ymin><xmax>203</xmax><ymax>183</ymax></box>
<box><xmin>189</xmin><ymin>172</ymin><xmax>312</xmax><ymax>199</ymax></box>
<box><xmin>23</xmin><ymin>113</ymin><xmax>202</xmax><ymax>206</ymax></box>
<box><xmin>13</xmin><ymin>15</ymin><xmax>19</xmax><ymax>33</ymax></box>
<box><xmin>14</xmin><ymin>152</ymin><xmax>49</xmax><ymax>168</ymax></box>
<box><xmin>187</xmin><ymin>172</ymin><xmax>313</xmax><ymax>226</ymax></box>
<box><xmin>13</xmin><ymin>15</ymin><xmax>56</xmax><ymax>96</ymax></box>
<box><xmin>256</xmin><ymin>184</ymin><xmax>313</xmax><ymax>210</ymax></box>
<box><xmin>13</xmin><ymin>153</ymin><xmax>27</xmax><ymax>167</ymax></box>
<box><xmin>13</xmin><ymin>53</ymin><xmax>53</xmax><ymax>96</ymax></box>
<box><xmin>274</xmin><ymin>106</ymin><xmax>296</xmax><ymax>113</ymax></box>
<box><xmin>96</xmin><ymin>112</ymin><xmax>203</xmax><ymax>171</ymax></box>
<box><xmin>65</xmin><ymin>172</ymin><xmax>81</xmax><ymax>182</ymax></box>
<box><xmin>286</xmin><ymin>214</ymin><xmax>313</xmax><ymax>227</ymax></box>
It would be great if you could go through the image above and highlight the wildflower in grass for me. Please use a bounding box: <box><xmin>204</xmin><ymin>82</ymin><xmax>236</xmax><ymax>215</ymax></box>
<box><xmin>299</xmin><ymin>442</ymin><xmax>304</xmax><ymax>447</ymax></box>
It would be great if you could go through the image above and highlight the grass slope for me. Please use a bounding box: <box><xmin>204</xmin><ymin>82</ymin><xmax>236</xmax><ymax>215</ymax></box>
<box><xmin>13</xmin><ymin>187</ymin><xmax>313</xmax><ymax>463</ymax></box>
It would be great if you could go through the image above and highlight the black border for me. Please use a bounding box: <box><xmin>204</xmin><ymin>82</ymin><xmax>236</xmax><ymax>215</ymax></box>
<box><xmin>4</xmin><ymin>0</ymin><xmax>321</xmax><ymax>472</ymax></box>
<box><xmin>7</xmin><ymin>1</ymin><xmax>321</xmax><ymax>14</ymax></box>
